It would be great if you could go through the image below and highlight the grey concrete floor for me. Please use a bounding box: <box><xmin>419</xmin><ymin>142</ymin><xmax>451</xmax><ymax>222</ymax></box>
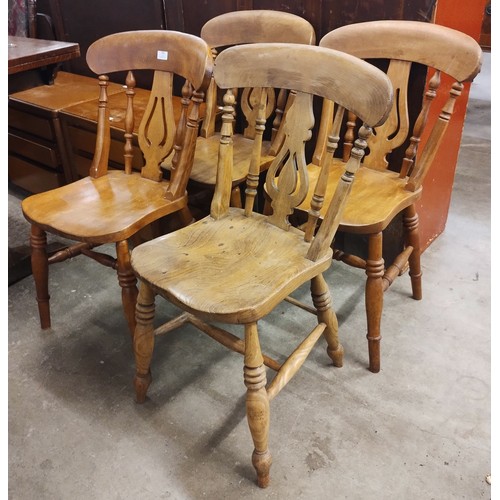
<box><xmin>8</xmin><ymin>56</ymin><xmax>490</xmax><ymax>499</ymax></box>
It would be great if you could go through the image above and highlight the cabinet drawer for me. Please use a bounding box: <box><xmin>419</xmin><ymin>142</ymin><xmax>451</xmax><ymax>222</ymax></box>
<box><xmin>9</xmin><ymin>155</ymin><xmax>64</xmax><ymax>193</ymax></box>
<box><xmin>9</xmin><ymin>133</ymin><xmax>60</xmax><ymax>170</ymax></box>
<box><xmin>8</xmin><ymin>107</ymin><xmax>55</xmax><ymax>142</ymax></box>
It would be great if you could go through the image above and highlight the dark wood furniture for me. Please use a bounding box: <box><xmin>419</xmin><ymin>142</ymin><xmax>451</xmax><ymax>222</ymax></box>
<box><xmin>8</xmin><ymin>71</ymin><xmax>124</xmax><ymax>193</ymax></box>
<box><xmin>7</xmin><ymin>35</ymin><xmax>83</xmax><ymax>194</ymax></box>
<box><xmin>130</xmin><ymin>43</ymin><xmax>392</xmax><ymax>488</ymax></box>
<box><xmin>8</xmin><ymin>35</ymin><xmax>80</xmax><ymax>92</ymax></box>
<box><xmin>296</xmin><ymin>21</ymin><xmax>482</xmax><ymax>373</ymax></box>
<box><xmin>21</xmin><ymin>30</ymin><xmax>213</xmax><ymax>335</ymax></box>
<box><xmin>8</xmin><ymin>35</ymin><xmax>79</xmax><ymax>75</ymax></box>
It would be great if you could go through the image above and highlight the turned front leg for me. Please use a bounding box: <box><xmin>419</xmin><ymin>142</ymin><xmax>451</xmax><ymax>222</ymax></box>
<box><xmin>30</xmin><ymin>224</ymin><xmax>51</xmax><ymax>329</ymax></box>
<box><xmin>365</xmin><ymin>232</ymin><xmax>384</xmax><ymax>373</ymax></box>
<box><xmin>244</xmin><ymin>322</ymin><xmax>272</xmax><ymax>488</ymax></box>
<box><xmin>133</xmin><ymin>282</ymin><xmax>155</xmax><ymax>403</ymax></box>
<box><xmin>116</xmin><ymin>240</ymin><xmax>139</xmax><ymax>337</ymax></box>
<box><xmin>404</xmin><ymin>204</ymin><xmax>422</xmax><ymax>300</ymax></box>
<box><xmin>311</xmin><ymin>274</ymin><xmax>343</xmax><ymax>367</ymax></box>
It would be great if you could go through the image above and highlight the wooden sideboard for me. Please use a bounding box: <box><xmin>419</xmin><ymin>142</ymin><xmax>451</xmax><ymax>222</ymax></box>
<box><xmin>8</xmin><ymin>72</ymin><xmax>122</xmax><ymax>193</ymax></box>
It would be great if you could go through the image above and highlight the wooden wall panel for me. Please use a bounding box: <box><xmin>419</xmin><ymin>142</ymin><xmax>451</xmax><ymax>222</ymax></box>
<box><xmin>179</xmin><ymin>0</ymin><xmax>239</xmax><ymax>36</ymax></box>
<box><xmin>39</xmin><ymin>0</ymin><xmax>167</xmax><ymax>78</ymax></box>
<box><xmin>37</xmin><ymin>0</ymin><xmax>441</xmax><ymax>64</ymax></box>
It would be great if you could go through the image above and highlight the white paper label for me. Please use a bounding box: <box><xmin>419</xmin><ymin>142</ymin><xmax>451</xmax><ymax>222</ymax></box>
<box><xmin>157</xmin><ymin>50</ymin><xmax>169</xmax><ymax>61</ymax></box>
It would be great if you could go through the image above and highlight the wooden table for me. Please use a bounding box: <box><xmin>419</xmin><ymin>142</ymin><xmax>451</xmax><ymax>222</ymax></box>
<box><xmin>8</xmin><ymin>35</ymin><xmax>80</xmax><ymax>93</ymax></box>
<box><xmin>8</xmin><ymin>35</ymin><xmax>80</xmax><ymax>283</ymax></box>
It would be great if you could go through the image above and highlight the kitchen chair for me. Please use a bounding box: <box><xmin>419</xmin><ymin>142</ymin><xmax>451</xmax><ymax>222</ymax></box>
<box><xmin>168</xmin><ymin>10</ymin><xmax>316</xmax><ymax>210</ymax></box>
<box><xmin>297</xmin><ymin>21</ymin><xmax>482</xmax><ymax>372</ymax></box>
<box><xmin>21</xmin><ymin>30</ymin><xmax>213</xmax><ymax>334</ymax></box>
<box><xmin>131</xmin><ymin>43</ymin><xmax>392</xmax><ymax>487</ymax></box>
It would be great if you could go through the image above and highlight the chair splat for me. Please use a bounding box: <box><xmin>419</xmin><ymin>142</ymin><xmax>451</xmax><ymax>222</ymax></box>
<box><xmin>265</xmin><ymin>91</ymin><xmax>314</xmax><ymax>231</ymax></box>
<box><xmin>139</xmin><ymin>71</ymin><xmax>176</xmax><ymax>182</ymax></box>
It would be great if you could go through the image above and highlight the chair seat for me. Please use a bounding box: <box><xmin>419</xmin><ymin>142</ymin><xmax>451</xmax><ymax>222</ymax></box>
<box><xmin>131</xmin><ymin>207</ymin><xmax>332</xmax><ymax>324</ymax></box>
<box><xmin>21</xmin><ymin>171</ymin><xmax>187</xmax><ymax>244</ymax></box>
<box><xmin>188</xmin><ymin>134</ymin><xmax>274</xmax><ymax>186</ymax></box>
<box><xmin>299</xmin><ymin>159</ymin><xmax>423</xmax><ymax>234</ymax></box>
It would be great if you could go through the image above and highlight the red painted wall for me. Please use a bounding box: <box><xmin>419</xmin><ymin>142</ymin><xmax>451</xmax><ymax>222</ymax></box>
<box><xmin>417</xmin><ymin>0</ymin><xmax>486</xmax><ymax>249</ymax></box>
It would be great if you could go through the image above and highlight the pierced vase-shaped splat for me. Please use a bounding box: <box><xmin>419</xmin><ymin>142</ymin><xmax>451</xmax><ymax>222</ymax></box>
<box><xmin>139</xmin><ymin>71</ymin><xmax>177</xmax><ymax>181</ymax></box>
<box><xmin>265</xmin><ymin>92</ymin><xmax>315</xmax><ymax>230</ymax></box>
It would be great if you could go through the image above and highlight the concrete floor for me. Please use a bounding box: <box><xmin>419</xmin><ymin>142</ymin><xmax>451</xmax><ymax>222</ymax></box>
<box><xmin>8</xmin><ymin>55</ymin><xmax>490</xmax><ymax>499</ymax></box>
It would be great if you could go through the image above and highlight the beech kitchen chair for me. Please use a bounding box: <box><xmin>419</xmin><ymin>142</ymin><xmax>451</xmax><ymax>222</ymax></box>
<box><xmin>167</xmin><ymin>10</ymin><xmax>316</xmax><ymax>210</ymax></box>
<box><xmin>296</xmin><ymin>20</ymin><xmax>482</xmax><ymax>372</ymax></box>
<box><xmin>21</xmin><ymin>30</ymin><xmax>213</xmax><ymax>335</ymax></box>
<box><xmin>130</xmin><ymin>43</ymin><xmax>392</xmax><ymax>487</ymax></box>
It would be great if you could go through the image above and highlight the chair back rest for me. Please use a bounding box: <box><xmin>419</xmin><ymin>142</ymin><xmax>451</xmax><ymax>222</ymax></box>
<box><xmin>86</xmin><ymin>30</ymin><xmax>213</xmax><ymax>198</ymax></box>
<box><xmin>199</xmin><ymin>10</ymin><xmax>316</xmax><ymax>142</ymax></box>
<box><xmin>316</xmin><ymin>20</ymin><xmax>482</xmax><ymax>191</ymax></box>
<box><xmin>211</xmin><ymin>43</ymin><xmax>393</xmax><ymax>261</ymax></box>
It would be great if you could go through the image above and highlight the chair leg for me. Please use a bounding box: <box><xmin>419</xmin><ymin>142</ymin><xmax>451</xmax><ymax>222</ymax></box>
<box><xmin>230</xmin><ymin>185</ymin><xmax>243</xmax><ymax>208</ymax></box>
<box><xmin>30</xmin><ymin>224</ymin><xmax>51</xmax><ymax>329</ymax></box>
<box><xmin>262</xmin><ymin>197</ymin><xmax>272</xmax><ymax>216</ymax></box>
<box><xmin>177</xmin><ymin>205</ymin><xmax>195</xmax><ymax>226</ymax></box>
<box><xmin>311</xmin><ymin>274</ymin><xmax>343</xmax><ymax>367</ymax></box>
<box><xmin>133</xmin><ymin>282</ymin><xmax>155</xmax><ymax>403</ymax></box>
<box><xmin>404</xmin><ymin>205</ymin><xmax>422</xmax><ymax>300</ymax></box>
<box><xmin>365</xmin><ymin>232</ymin><xmax>384</xmax><ymax>373</ymax></box>
<box><xmin>244</xmin><ymin>322</ymin><xmax>272</xmax><ymax>488</ymax></box>
<box><xmin>116</xmin><ymin>240</ymin><xmax>138</xmax><ymax>337</ymax></box>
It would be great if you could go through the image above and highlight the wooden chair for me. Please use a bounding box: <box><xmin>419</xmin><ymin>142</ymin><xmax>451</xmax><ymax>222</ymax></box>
<box><xmin>296</xmin><ymin>21</ymin><xmax>482</xmax><ymax>372</ymax></box>
<box><xmin>130</xmin><ymin>43</ymin><xmax>392</xmax><ymax>487</ymax></box>
<box><xmin>21</xmin><ymin>30</ymin><xmax>213</xmax><ymax>334</ymax></box>
<box><xmin>165</xmin><ymin>10</ymin><xmax>316</xmax><ymax>211</ymax></box>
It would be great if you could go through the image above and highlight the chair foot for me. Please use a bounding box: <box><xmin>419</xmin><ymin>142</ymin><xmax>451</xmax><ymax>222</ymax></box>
<box><xmin>252</xmin><ymin>449</ymin><xmax>272</xmax><ymax>488</ymax></box>
<box><xmin>366</xmin><ymin>232</ymin><xmax>384</xmax><ymax>373</ymax></box>
<box><xmin>327</xmin><ymin>344</ymin><xmax>344</xmax><ymax>368</ymax></box>
<box><xmin>134</xmin><ymin>370</ymin><xmax>152</xmax><ymax>404</ymax></box>
<box><xmin>410</xmin><ymin>273</ymin><xmax>423</xmax><ymax>301</ymax></box>
<box><xmin>311</xmin><ymin>274</ymin><xmax>343</xmax><ymax>367</ymax></box>
<box><xmin>244</xmin><ymin>323</ymin><xmax>272</xmax><ymax>488</ymax></box>
<box><xmin>367</xmin><ymin>335</ymin><xmax>381</xmax><ymax>373</ymax></box>
<box><xmin>37</xmin><ymin>300</ymin><xmax>52</xmax><ymax>330</ymax></box>
<box><xmin>404</xmin><ymin>205</ymin><xmax>422</xmax><ymax>301</ymax></box>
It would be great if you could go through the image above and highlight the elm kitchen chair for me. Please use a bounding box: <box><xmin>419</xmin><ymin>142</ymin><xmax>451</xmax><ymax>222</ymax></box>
<box><xmin>130</xmin><ymin>43</ymin><xmax>392</xmax><ymax>487</ymax></box>
<box><xmin>21</xmin><ymin>30</ymin><xmax>213</xmax><ymax>335</ymax></box>
<box><xmin>296</xmin><ymin>20</ymin><xmax>482</xmax><ymax>373</ymax></box>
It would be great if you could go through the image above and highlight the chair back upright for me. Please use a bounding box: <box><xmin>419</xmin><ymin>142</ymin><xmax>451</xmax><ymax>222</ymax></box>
<box><xmin>212</xmin><ymin>43</ymin><xmax>393</xmax><ymax>260</ymax></box>
<box><xmin>200</xmin><ymin>10</ymin><xmax>316</xmax><ymax>145</ymax></box>
<box><xmin>315</xmin><ymin>20</ymin><xmax>482</xmax><ymax>192</ymax></box>
<box><xmin>86</xmin><ymin>30</ymin><xmax>213</xmax><ymax>198</ymax></box>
